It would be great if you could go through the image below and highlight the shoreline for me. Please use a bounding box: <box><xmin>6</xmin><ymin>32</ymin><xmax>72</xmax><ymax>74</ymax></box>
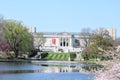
<box><xmin>0</xmin><ymin>58</ymin><xmax>93</xmax><ymax>63</ymax></box>
<box><xmin>0</xmin><ymin>59</ymin><xmax>81</xmax><ymax>63</ymax></box>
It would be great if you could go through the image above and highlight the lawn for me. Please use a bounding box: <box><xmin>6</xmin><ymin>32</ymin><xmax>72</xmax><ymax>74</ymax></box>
<box><xmin>44</xmin><ymin>53</ymin><xmax>69</xmax><ymax>60</ymax></box>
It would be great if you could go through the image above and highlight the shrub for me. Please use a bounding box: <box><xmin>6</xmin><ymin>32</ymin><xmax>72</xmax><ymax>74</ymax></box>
<box><xmin>100</xmin><ymin>56</ymin><xmax>113</xmax><ymax>61</ymax></box>
<box><xmin>81</xmin><ymin>53</ymin><xmax>89</xmax><ymax>60</ymax></box>
<box><xmin>41</xmin><ymin>52</ymin><xmax>48</xmax><ymax>59</ymax></box>
<box><xmin>29</xmin><ymin>49</ymin><xmax>40</xmax><ymax>57</ymax></box>
<box><xmin>69</xmin><ymin>53</ymin><xmax>76</xmax><ymax>60</ymax></box>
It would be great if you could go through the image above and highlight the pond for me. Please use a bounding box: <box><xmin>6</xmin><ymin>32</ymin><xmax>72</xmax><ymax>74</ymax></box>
<box><xmin>0</xmin><ymin>61</ymin><xmax>98</xmax><ymax>80</ymax></box>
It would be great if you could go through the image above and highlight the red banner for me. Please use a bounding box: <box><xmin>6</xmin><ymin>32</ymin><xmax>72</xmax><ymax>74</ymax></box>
<box><xmin>52</xmin><ymin>38</ymin><xmax>56</xmax><ymax>45</ymax></box>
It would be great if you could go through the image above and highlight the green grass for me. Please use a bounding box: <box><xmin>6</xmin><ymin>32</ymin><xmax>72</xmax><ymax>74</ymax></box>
<box><xmin>56</xmin><ymin>54</ymin><xmax>61</xmax><ymax>59</ymax></box>
<box><xmin>44</xmin><ymin>53</ymin><xmax>53</xmax><ymax>59</ymax></box>
<box><xmin>44</xmin><ymin>53</ymin><xmax>69</xmax><ymax>60</ymax></box>
<box><xmin>51</xmin><ymin>54</ymin><xmax>57</xmax><ymax>59</ymax></box>
<box><xmin>61</xmin><ymin>54</ymin><xmax>68</xmax><ymax>60</ymax></box>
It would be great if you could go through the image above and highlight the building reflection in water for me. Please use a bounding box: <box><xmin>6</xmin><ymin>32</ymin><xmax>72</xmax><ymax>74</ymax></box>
<box><xmin>40</xmin><ymin>64</ymin><xmax>103</xmax><ymax>73</ymax></box>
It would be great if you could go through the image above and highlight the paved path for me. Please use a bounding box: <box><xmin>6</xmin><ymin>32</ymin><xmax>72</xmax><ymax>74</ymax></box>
<box><xmin>31</xmin><ymin>60</ymin><xmax>80</xmax><ymax>64</ymax></box>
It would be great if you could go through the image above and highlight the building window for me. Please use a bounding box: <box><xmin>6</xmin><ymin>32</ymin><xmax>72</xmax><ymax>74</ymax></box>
<box><xmin>67</xmin><ymin>42</ymin><xmax>68</xmax><ymax>46</ymax></box>
<box><xmin>59</xmin><ymin>37</ymin><xmax>69</xmax><ymax>47</ymax></box>
<box><xmin>63</xmin><ymin>41</ymin><xmax>65</xmax><ymax>46</ymax></box>
<box><xmin>60</xmin><ymin>42</ymin><xmax>62</xmax><ymax>46</ymax></box>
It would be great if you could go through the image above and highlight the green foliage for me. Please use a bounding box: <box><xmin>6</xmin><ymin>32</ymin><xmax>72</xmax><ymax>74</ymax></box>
<box><xmin>0</xmin><ymin>54</ymin><xmax>8</xmax><ymax>59</ymax></box>
<box><xmin>90</xmin><ymin>35</ymin><xmax>113</xmax><ymax>48</ymax></box>
<box><xmin>69</xmin><ymin>53</ymin><xmax>76</xmax><ymax>59</ymax></box>
<box><xmin>82</xmin><ymin>43</ymin><xmax>99</xmax><ymax>60</ymax></box>
<box><xmin>90</xmin><ymin>34</ymin><xmax>103</xmax><ymax>47</ymax></box>
<box><xmin>82</xmin><ymin>34</ymin><xmax>114</xmax><ymax>60</ymax></box>
<box><xmin>29</xmin><ymin>49</ymin><xmax>40</xmax><ymax>57</ymax></box>
<box><xmin>81</xmin><ymin>53</ymin><xmax>89</xmax><ymax>60</ymax></box>
<box><xmin>41</xmin><ymin>52</ymin><xmax>48</xmax><ymax>58</ymax></box>
<box><xmin>2</xmin><ymin>20</ymin><xmax>34</xmax><ymax>58</ymax></box>
<box><xmin>100</xmin><ymin>56</ymin><xmax>113</xmax><ymax>61</ymax></box>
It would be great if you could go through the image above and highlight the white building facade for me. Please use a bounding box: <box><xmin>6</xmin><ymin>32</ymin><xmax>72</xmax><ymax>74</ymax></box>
<box><xmin>33</xmin><ymin>32</ymin><xmax>85</xmax><ymax>53</ymax></box>
<box><xmin>29</xmin><ymin>27</ymin><xmax>116</xmax><ymax>53</ymax></box>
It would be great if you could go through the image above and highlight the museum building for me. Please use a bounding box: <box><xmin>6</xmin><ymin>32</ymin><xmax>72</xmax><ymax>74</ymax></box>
<box><xmin>33</xmin><ymin>32</ymin><xmax>85</xmax><ymax>53</ymax></box>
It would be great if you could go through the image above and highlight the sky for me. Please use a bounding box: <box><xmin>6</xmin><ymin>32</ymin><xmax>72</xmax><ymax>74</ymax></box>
<box><xmin>0</xmin><ymin>0</ymin><xmax>120</xmax><ymax>37</ymax></box>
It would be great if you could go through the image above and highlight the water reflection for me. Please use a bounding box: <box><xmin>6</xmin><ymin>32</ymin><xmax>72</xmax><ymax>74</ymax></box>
<box><xmin>0</xmin><ymin>62</ymin><xmax>41</xmax><ymax>71</ymax></box>
<box><xmin>0</xmin><ymin>62</ymin><xmax>95</xmax><ymax>80</ymax></box>
<box><xmin>0</xmin><ymin>62</ymin><xmax>103</xmax><ymax>74</ymax></box>
<box><xmin>33</xmin><ymin>62</ymin><xmax>103</xmax><ymax>73</ymax></box>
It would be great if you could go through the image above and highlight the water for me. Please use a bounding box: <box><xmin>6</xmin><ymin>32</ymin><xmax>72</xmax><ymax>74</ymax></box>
<box><xmin>0</xmin><ymin>62</ymin><xmax>95</xmax><ymax>80</ymax></box>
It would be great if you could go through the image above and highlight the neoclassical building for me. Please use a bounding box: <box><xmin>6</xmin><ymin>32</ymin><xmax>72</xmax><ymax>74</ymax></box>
<box><xmin>33</xmin><ymin>32</ymin><xmax>85</xmax><ymax>53</ymax></box>
<box><xmin>29</xmin><ymin>27</ymin><xmax>116</xmax><ymax>53</ymax></box>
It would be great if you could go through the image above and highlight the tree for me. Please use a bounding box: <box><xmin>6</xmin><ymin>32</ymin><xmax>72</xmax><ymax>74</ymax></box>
<box><xmin>34</xmin><ymin>32</ymin><xmax>46</xmax><ymax>50</ymax></box>
<box><xmin>98</xmin><ymin>28</ymin><xmax>112</xmax><ymax>40</ymax></box>
<box><xmin>90</xmin><ymin>34</ymin><xmax>113</xmax><ymax>50</ymax></box>
<box><xmin>0</xmin><ymin>16</ymin><xmax>10</xmax><ymax>55</ymax></box>
<box><xmin>2</xmin><ymin>20</ymin><xmax>33</xmax><ymax>58</ymax></box>
<box><xmin>80</xmin><ymin>28</ymin><xmax>96</xmax><ymax>47</ymax></box>
<box><xmin>82</xmin><ymin>44</ymin><xmax>99</xmax><ymax>60</ymax></box>
<box><xmin>82</xmin><ymin>34</ymin><xmax>114</xmax><ymax>60</ymax></box>
<box><xmin>0</xmin><ymin>15</ymin><xmax>5</xmax><ymax>41</ymax></box>
<box><xmin>0</xmin><ymin>42</ymin><xmax>9</xmax><ymax>54</ymax></box>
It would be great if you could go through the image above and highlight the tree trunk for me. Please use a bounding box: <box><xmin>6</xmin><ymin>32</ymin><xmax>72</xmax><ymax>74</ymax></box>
<box><xmin>15</xmin><ymin>50</ymin><xmax>19</xmax><ymax>58</ymax></box>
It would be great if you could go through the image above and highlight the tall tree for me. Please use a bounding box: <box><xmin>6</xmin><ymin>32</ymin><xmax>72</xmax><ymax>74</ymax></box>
<box><xmin>34</xmin><ymin>32</ymin><xmax>46</xmax><ymax>50</ymax></box>
<box><xmin>2</xmin><ymin>20</ymin><xmax>33</xmax><ymax>58</ymax></box>
<box><xmin>0</xmin><ymin>15</ymin><xmax>4</xmax><ymax>41</ymax></box>
<box><xmin>80</xmin><ymin>28</ymin><xmax>95</xmax><ymax>47</ymax></box>
<box><xmin>0</xmin><ymin>16</ymin><xmax>10</xmax><ymax>55</ymax></box>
